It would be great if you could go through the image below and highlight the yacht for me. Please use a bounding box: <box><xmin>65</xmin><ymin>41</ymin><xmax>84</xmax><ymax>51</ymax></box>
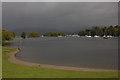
<box><xmin>103</xmin><ymin>35</ymin><xmax>108</xmax><ymax>39</ymax></box>
<box><xmin>72</xmin><ymin>35</ymin><xmax>80</xmax><ymax>37</ymax></box>
<box><xmin>58</xmin><ymin>36</ymin><xmax>62</xmax><ymax>37</ymax></box>
<box><xmin>94</xmin><ymin>35</ymin><xmax>99</xmax><ymax>38</ymax></box>
<box><xmin>85</xmin><ymin>35</ymin><xmax>92</xmax><ymax>37</ymax></box>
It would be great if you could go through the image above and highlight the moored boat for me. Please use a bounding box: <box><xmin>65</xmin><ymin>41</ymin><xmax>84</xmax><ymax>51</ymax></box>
<box><xmin>103</xmin><ymin>35</ymin><xmax>108</xmax><ymax>39</ymax></box>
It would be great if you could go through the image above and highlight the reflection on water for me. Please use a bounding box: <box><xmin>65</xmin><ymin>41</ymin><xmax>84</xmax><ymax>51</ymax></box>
<box><xmin>6</xmin><ymin>37</ymin><xmax>118</xmax><ymax>70</ymax></box>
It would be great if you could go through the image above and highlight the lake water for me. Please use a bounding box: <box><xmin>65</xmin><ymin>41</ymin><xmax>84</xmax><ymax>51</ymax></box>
<box><xmin>6</xmin><ymin>37</ymin><xmax>118</xmax><ymax>70</ymax></box>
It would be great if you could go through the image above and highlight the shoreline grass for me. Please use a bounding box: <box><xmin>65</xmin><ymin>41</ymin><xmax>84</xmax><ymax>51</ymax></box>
<box><xmin>13</xmin><ymin>37</ymin><xmax>22</xmax><ymax>39</ymax></box>
<box><xmin>2</xmin><ymin>46</ymin><xmax>118</xmax><ymax>78</ymax></box>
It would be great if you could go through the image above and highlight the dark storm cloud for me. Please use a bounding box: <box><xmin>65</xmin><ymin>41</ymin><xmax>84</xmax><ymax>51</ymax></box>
<box><xmin>2</xmin><ymin>0</ymin><xmax>119</xmax><ymax>2</ymax></box>
<box><xmin>0</xmin><ymin>2</ymin><xmax>2</xmax><ymax>28</ymax></box>
<box><xmin>2</xmin><ymin>2</ymin><xmax>118</xmax><ymax>34</ymax></box>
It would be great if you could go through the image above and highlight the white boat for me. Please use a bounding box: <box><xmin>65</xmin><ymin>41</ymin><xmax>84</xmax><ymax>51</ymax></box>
<box><xmin>94</xmin><ymin>35</ymin><xmax>99</xmax><ymax>38</ymax></box>
<box><xmin>85</xmin><ymin>35</ymin><xmax>92</xmax><ymax>37</ymax></box>
<box><xmin>72</xmin><ymin>35</ymin><xmax>80</xmax><ymax>37</ymax></box>
<box><xmin>67</xmin><ymin>35</ymin><xmax>72</xmax><ymax>37</ymax></box>
<box><xmin>107</xmin><ymin>35</ymin><xmax>110</xmax><ymax>38</ymax></box>
<box><xmin>107</xmin><ymin>35</ymin><xmax>112</xmax><ymax>38</ymax></box>
<box><xmin>103</xmin><ymin>35</ymin><xmax>108</xmax><ymax>39</ymax></box>
<box><xmin>88</xmin><ymin>36</ymin><xmax>92</xmax><ymax>37</ymax></box>
<box><xmin>109</xmin><ymin>35</ymin><xmax>112</xmax><ymax>38</ymax></box>
<box><xmin>103</xmin><ymin>35</ymin><xmax>106</xmax><ymax>37</ymax></box>
<box><xmin>41</xmin><ymin>35</ymin><xmax>44</xmax><ymax>37</ymax></box>
<box><xmin>58</xmin><ymin>36</ymin><xmax>62</xmax><ymax>37</ymax></box>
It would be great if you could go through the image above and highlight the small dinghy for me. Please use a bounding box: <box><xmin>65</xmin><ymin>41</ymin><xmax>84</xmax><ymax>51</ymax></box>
<box><xmin>103</xmin><ymin>36</ymin><xmax>108</xmax><ymax>39</ymax></box>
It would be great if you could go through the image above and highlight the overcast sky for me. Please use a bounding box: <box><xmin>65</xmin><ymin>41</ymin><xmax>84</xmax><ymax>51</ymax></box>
<box><xmin>2</xmin><ymin>2</ymin><xmax>118</xmax><ymax>34</ymax></box>
<box><xmin>2</xmin><ymin>0</ymin><xmax>119</xmax><ymax>2</ymax></box>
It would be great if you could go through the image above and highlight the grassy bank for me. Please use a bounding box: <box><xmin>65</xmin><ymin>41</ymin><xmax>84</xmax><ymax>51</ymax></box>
<box><xmin>13</xmin><ymin>37</ymin><xmax>22</xmax><ymax>39</ymax></box>
<box><xmin>2</xmin><ymin>46</ymin><xmax>118</xmax><ymax>78</ymax></box>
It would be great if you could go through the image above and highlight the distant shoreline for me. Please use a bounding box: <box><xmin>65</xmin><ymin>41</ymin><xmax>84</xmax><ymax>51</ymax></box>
<box><xmin>5</xmin><ymin>48</ymin><xmax>117</xmax><ymax>72</ymax></box>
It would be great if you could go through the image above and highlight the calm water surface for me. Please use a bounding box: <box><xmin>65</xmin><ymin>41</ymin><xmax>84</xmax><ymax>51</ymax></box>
<box><xmin>7</xmin><ymin>37</ymin><xmax>118</xmax><ymax>70</ymax></box>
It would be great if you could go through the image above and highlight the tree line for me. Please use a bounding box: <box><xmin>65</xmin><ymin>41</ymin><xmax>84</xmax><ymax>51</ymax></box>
<box><xmin>2</xmin><ymin>31</ymin><xmax>41</xmax><ymax>45</ymax></box>
<box><xmin>43</xmin><ymin>32</ymin><xmax>66</xmax><ymax>37</ymax></box>
<box><xmin>78</xmin><ymin>25</ymin><xmax>120</xmax><ymax>37</ymax></box>
<box><xmin>2</xmin><ymin>25</ymin><xmax>120</xmax><ymax>45</ymax></box>
<box><xmin>2</xmin><ymin>30</ymin><xmax>16</xmax><ymax>45</ymax></box>
<box><xmin>21</xmin><ymin>32</ymin><xmax>40</xmax><ymax>38</ymax></box>
<box><xmin>21</xmin><ymin>32</ymin><xmax>66</xmax><ymax>38</ymax></box>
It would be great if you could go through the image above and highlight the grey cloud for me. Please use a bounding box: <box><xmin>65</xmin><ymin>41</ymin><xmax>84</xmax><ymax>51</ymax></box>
<box><xmin>2</xmin><ymin>0</ymin><xmax>119</xmax><ymax>2</ymax></box>
<box><xmin>2</xmin><ymin>2</ymin><xmax>118</xmax><ymax>35</ymax></box>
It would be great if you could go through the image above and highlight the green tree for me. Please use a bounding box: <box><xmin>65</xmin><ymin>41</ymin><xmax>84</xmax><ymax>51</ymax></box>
<box><xmin>21</xmin><ymin>32</ymin><xmax>26</xmax><ymax>39</ymax></box>
<box><xmin>2</xmin><ymin>30</ymin><xmax>15</xmax><ymax>45</ymax></box>
<box><xmin>28</xmin><ymin>32</ymin><xmax>40</xmax><ymax>38</ymax></box>
<box><xmin>99</xmin><ymin>28</ymin><xmax>104</xmax><ymax>37</ymax></box>
<box><xmin>78</xmin><ymin>31</ymin><xmax>86</xmax><ymax>36</ymax></box>
<box><xmin>12</xmin><ymin>32</ymin><xmax>16</xmax><ymax>37</ymax></box>
<box><xmin>78</xmin><ymin>25</ymin><xmax>120</xmax><ymax>37</ymax></box>
<box><xmin>2</xmin><ymin>30</ymin><xmax>14</xmax><ymax>41</ymax></box>
<box><xmin>113</xmin><ymin>25</ymin><xmax>120</xmax><ymax>37</ymax></box>
<box><xmin>85</xmin><ymin>29</ymin><xmax>91</xmax><ymax>36</ymax></box>
<box><xmin>0</xmin><ymin>29</ymin><xmax>2</xmax><ymax>44</ymax></box>
<box><xmin>43</xmin><ymin>32</ymin><xmax>66</xmax><ymax>37</ymax></box>
<box><xmin>102</xmin><ymin>27</ymin><xmax>107</xmax><ymax>36</ymax></box>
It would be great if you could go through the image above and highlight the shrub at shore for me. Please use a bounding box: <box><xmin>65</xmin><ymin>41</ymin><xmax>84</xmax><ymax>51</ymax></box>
<box><xmin>2</xmin><ymin>30</ymin><xmax>16</xmax><ymax>45</ymax></box>
<box><xmin>28</xmin><ymin>32</ymin><xmax>40</xmax><ymax>38</ymax></box>
<box><xmin>43</xmin><ymin>32</ymin><xmax>66</xmax><ymax>37</ymax></box>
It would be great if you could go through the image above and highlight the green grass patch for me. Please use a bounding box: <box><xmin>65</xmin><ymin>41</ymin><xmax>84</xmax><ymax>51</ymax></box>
<box><xmin>13</xmin><ymin>37</ymin><xmax>22</xmax><ymax>39</ymax></box>
<box><xmin>2</xmin><ymin>46</ymin><xmax>118</xmax><ymax>78</ymax></box>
